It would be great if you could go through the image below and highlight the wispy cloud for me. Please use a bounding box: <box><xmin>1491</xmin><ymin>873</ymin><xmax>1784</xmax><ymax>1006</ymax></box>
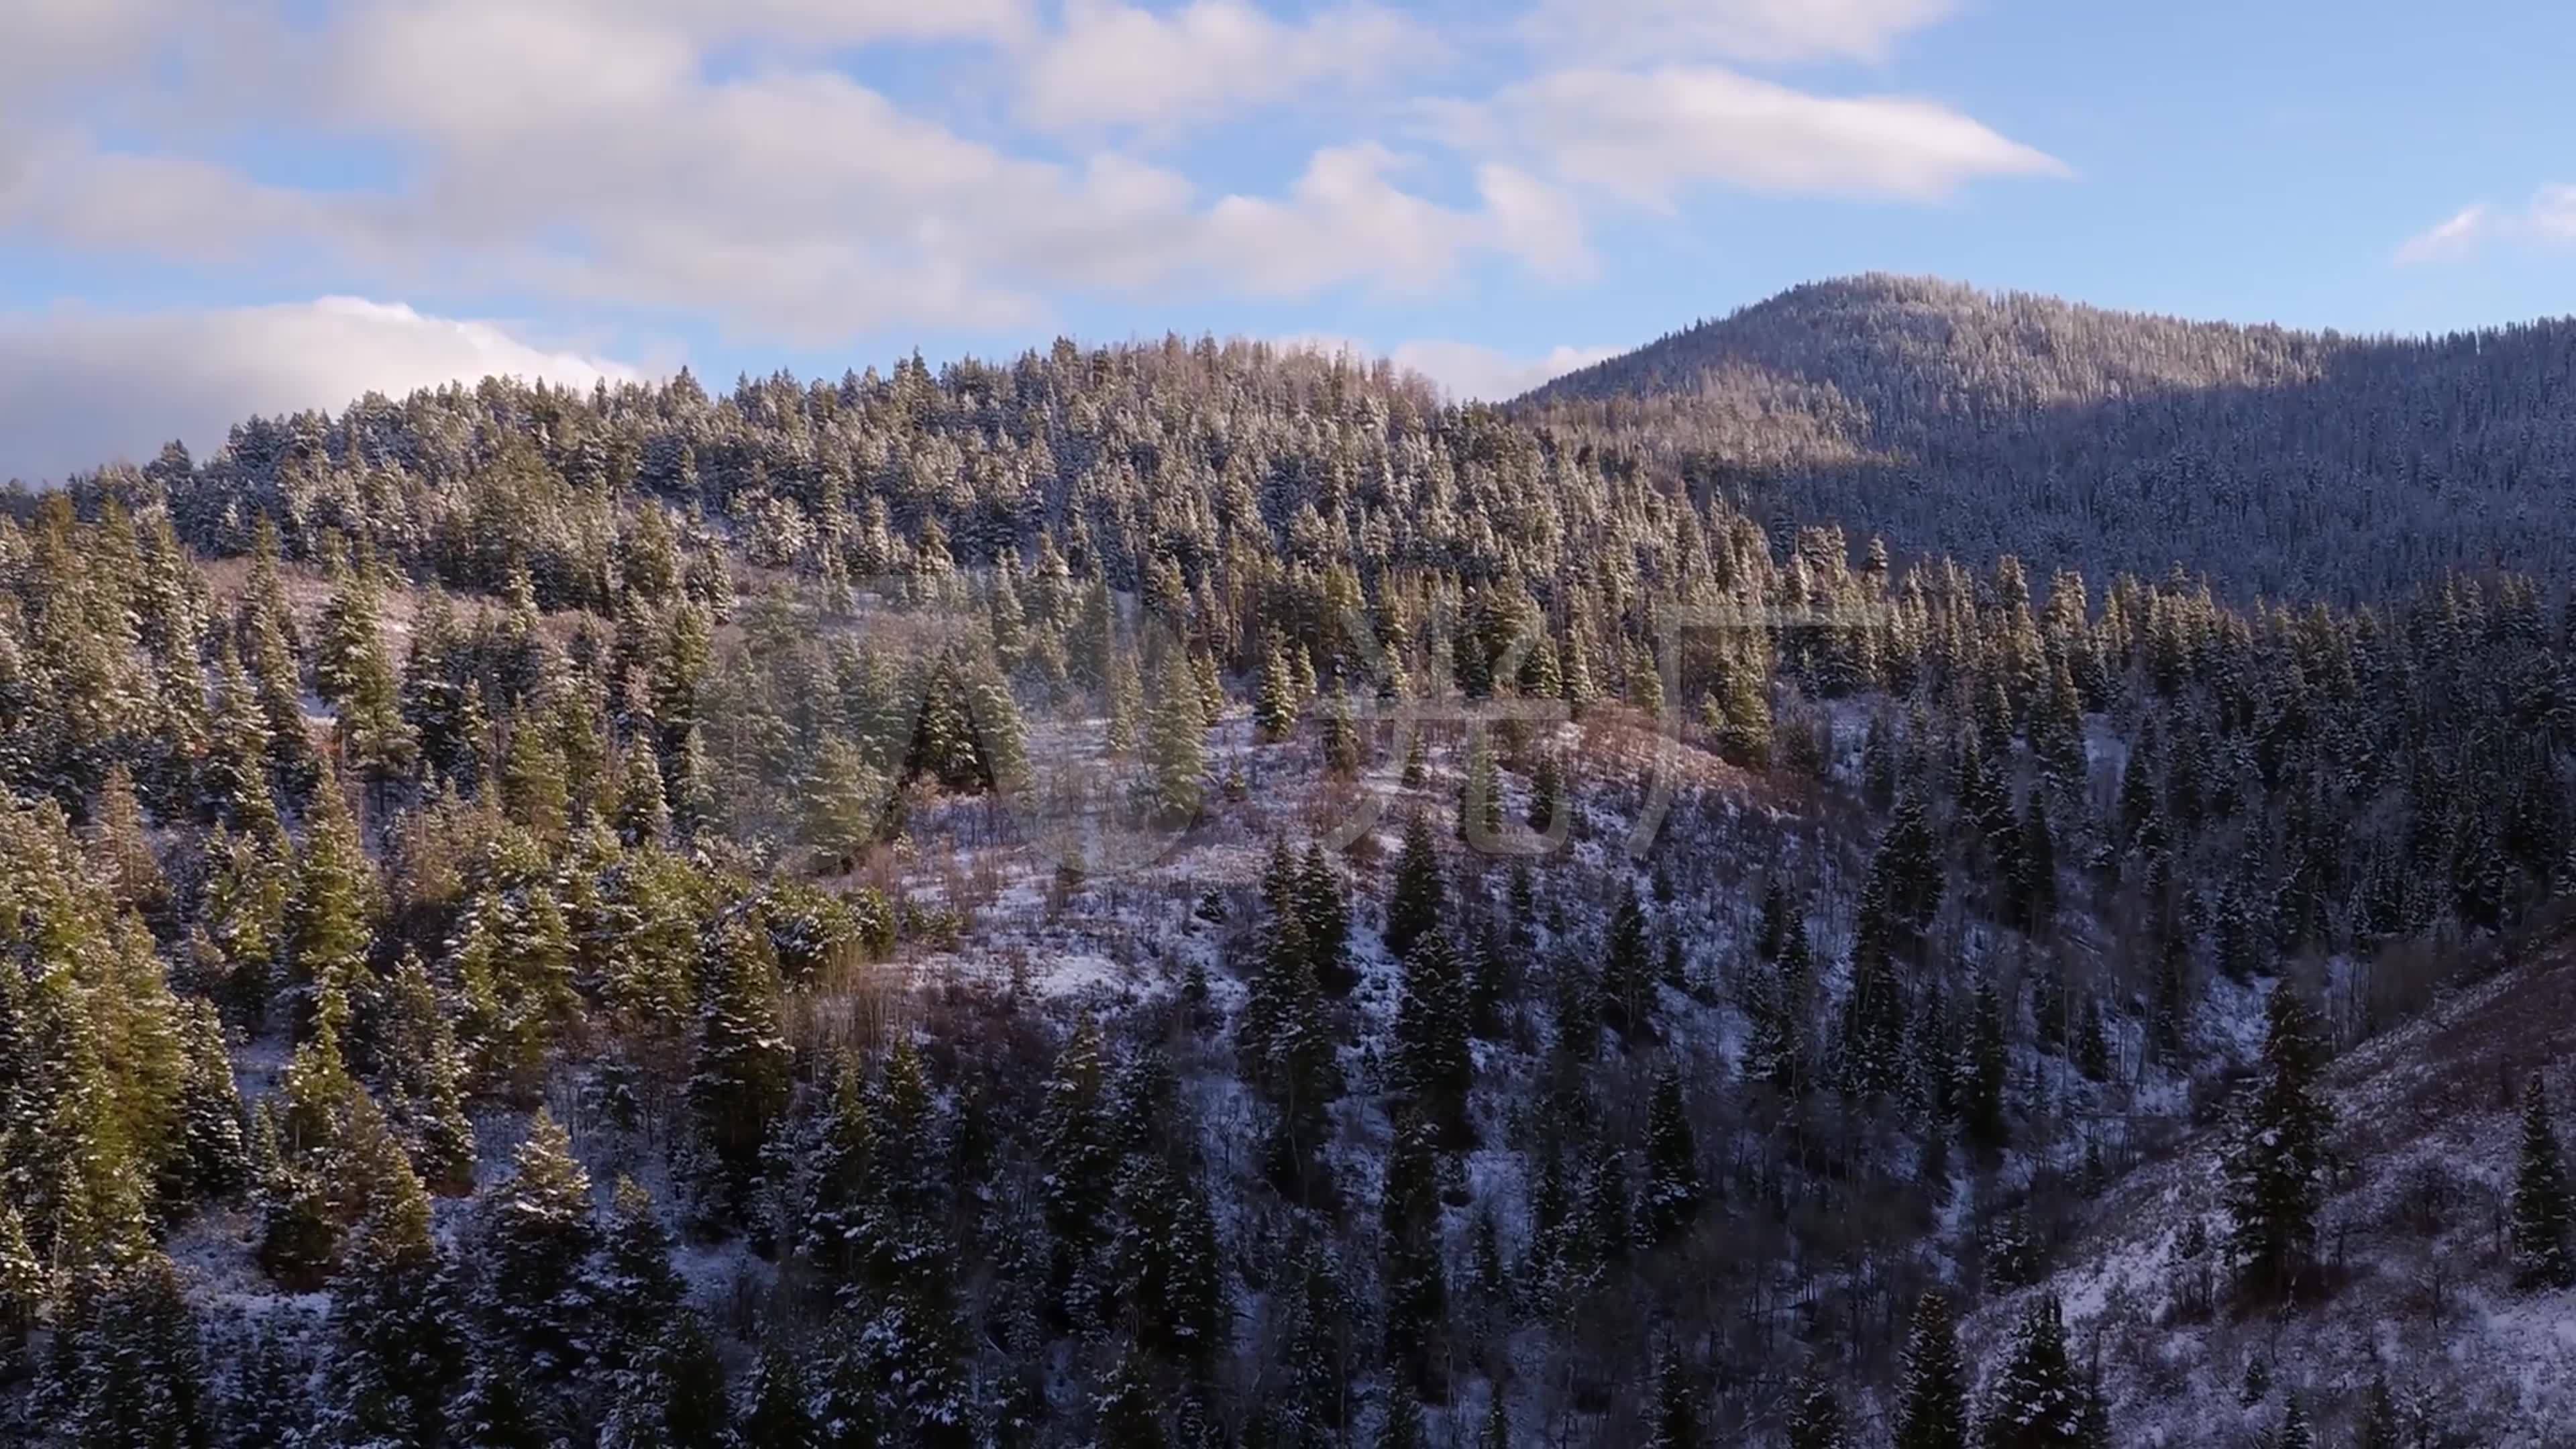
<box><xmin>1442</xmin><ymin>66</ymin><xmax>2070</xmax><ymax>209</ymax></box>
<box><xmin>2396</xmin><ymin>185</ymin><xmax>2576</xmax><ymax>264</ymax></box>
<box><xmin>1021</xmin><ymin>1</ymin><xmax>1438</xmax><ymax>135</ymax></box>
<box><xmin>1279</xmin><ymin>334</ymin><xmax>1623</xmax><ymax>400</ymax></box>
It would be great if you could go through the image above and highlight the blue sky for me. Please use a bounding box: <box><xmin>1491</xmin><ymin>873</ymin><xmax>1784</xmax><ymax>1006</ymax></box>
<box><xmin>2</xmin><ymin>0</ymin><xmax>2571</xmax><ymax>480</ymax></box>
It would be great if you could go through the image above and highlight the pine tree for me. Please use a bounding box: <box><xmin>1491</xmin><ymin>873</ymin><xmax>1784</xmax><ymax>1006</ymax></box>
<box><xmin>1297</xmin><ymin>843</ymin><xmax>1354</xmax><ymax>995</ymax></box>
<box><xmin>318</xmin><ymin>1128</ymin><xmax>468</xmax><ymax>1448</ymax></box>
<box><xmin>1979</xmin><ymin>1296</ymin><xmax>2088</xmax><ymax>1448</ymax></box>
<box><xmin>687</xmin><ymin>906</ymin><xmax>794</xmax><ymax>1214</ymax></box>
<box><xmin>1038</xmin><ymin>1015</ymin><xmax>1114</xmax><ymax>1320</ymax></box>
<box><xmin>1601</xmin><ymin>883</ymin><xmax>1653</xmax><ymax>1038</ymax></box>
<box><xmin>1095</xmin><ymin>1348</ymin><xmax>1168</xmax><ymax>1449</ymax></box>
<box><xmin>1642</xmin><ymin>1067</ymin><xmax>1703</xmax><ymax>1242</ymax></box>
<box><xmin>2512</xmin><ymin>1074</ymin><xmax>2575</xmax><ymax>1289</ymax></box>
<box><xmin>2353</xmin><ymin>1372</ymin><xmax>2400</xmax><ymax>1449</ymax></box>
<box><xmin>1642</xmin><ymin>1339</ymin><xmax>1701</xmax><ymax>1449</ymax></box>
<box><xmin>1390</xmin><ymin>932</ymin><xmax>1474</xmax><ymax>1149</ymax></box>
<box><xmin>170</xmin><ymin>1002</ymin><xmax>249</xmax><ymax>1207</ymax></box>
<box><xmin>2221</xmin><ymin>982</ymin><xmax>2333</xmax><ymax>1300</ymax></box>
<box><xmin>477</xmin><ymin>1110</ymin><xmax>597</xmax><ymax>1381</ymax></box>
<box><xmin>600</xmin><ymin>1311</ymin><xmax>729</xmax><ymax>1449</ymax></box>
<box><xmin>1379</xmin><ymin>1112</ymin><xmax>1448</xmax><ymax>1397</ymax></box>
<box><xmin>1256</xmin><ymin>635</ymin><xmax>1299</xmax><ymax>742</ymax></box>
<box><xmin>2274</xmin><ymin>1396</ymin><xmax>2313</xmax><ymax>1449</ymax></box>
<box><xmin>1894</xmin><ymin>1292</ymin><xmax>1968</xmax><ymax>1449</ymax></box>
<box><xmin>734</xmin><ymin>1339</ymin><xmax>820</xmax><ymax>1449</ymax></box>
<box><xmin>378</xmin><ymin>951</ymin><xmax>477</xmax><ymax>1194</ymax></box>
<box><xmin>592</xmin><ymin>1177</ymin><xmax>684</xmax><ymax>1377</ymax></box>
<box><xmin>1385</xmin><ymin>811</ymin><xmax>1444</xmax><ymax>961</ymax></box>
<box><xmin>1787</xmin><ymin>1365</ymin><xmax>1849</xmax><ymax>1449</ymax></box>
<box><xmin>1145</xmin><ymin>648</ymin><xmax>1207</xmax><ymax>824</ymax></box>
<box><xmin>60</xmin><ymin>1252</ymin><xmax>213</xmax><ymax>1449</ymax></box>
<box><xmin>1458</xmin><ymin>734</ymin><xmax>1502</xmax><ymax>845</ymax></box>
<box><xmin>1958</xmin><ymin>976</ymin><xmax>2010</xmax><ymax>1155</ymax></box>
<box><xmin>0</xmin><ymin>1201</ymin><xmax>43</xmax><ymax>1354</ymax></box>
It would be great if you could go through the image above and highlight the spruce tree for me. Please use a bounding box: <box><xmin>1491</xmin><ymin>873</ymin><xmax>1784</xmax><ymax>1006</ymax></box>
<box><xmin>477</xmin><ymin>1110</ymin><xmax>597</xmax><ymax>1381</ymax></box>
<box><xmin>600</xmin><ymin>1311</ymin><xmax>729</xmax><ymax>1449</ymax></box>
<box><xmin>1095</xmin><ymin>1348</ymin><xmax>1168</xmax><ymax>1449</ymax></box>
<box><xmin>1979</xmin><ymin>1295</ymin><xmax>2088</xmax><ymax>1448</ymax></box>
<box><xmin>1145</xmin><ymin>649</ymin><xmax>1208</xmax><ymax>824</ymax></box>
<box><xmin>1385</xmin><ymin>810</ymin><xmax>1444</xmax><ymax>961</ymax></box>
<box><xmin>734</xmin><ymin>1339</ymin><xmax>820</xmax><ymax>1449</ymax></box>
<box><xmin>591</xmin><ymin>1177</ymin><xmax>684</xmax><ymax>1377</ymax></box>
<box><xmin>686</xmin><ymin>907</ymin><xmax>794</xmax><ymax>1214</ymax></box>
<box><xmin>1379</xmin><ymin>1112</ymin><xmax>1448</xmax><ymax>1398</ymax></box>
<box><xmin>1297</xmin><ymin>843</ymin><xmax>1354</xmax><ymax>995</ymax></box>
<box><xmin>2512</xmin><ymin>1074</ymin><xmax>2575</xmax><ymax>1290</ymax></box>
<box><xmin>1390</xmin><ymin>932</ymin><xmax>1473</xmax><ymax>1150</ymax></box>
<box><xmin>1894</xmin><ymin>1292</ymin><xmax>1968</xmax><ymax>1449</ymax></box>
<box><xmin>1038</xmin><ymin>1015</ymin><xmax>1114</xmax><ymax>1319</ymax></box>
<box><xmin>1642</xmin><ymin>1067</ymin><xmax>1703</xmax><ymax>1243</ymax></box>
<box><xmin>2221</xmin><ymin>981</ymin><xmax>2333</xmax><ymax>1300</ymax></box>
<box><xmin>1787</xmin><ymin>1366</ymin><xmax>1849</xmax><ymax>1449</ymax></box>
<box><xmin>1643</xmin><ymin>1339</ymin><xmax>1701</xmax><ymax>1449</ymax></box>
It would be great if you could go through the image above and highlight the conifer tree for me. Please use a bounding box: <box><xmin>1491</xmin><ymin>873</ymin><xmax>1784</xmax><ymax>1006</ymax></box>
<box><xmin>1296</xmin><ymin>843</ymin><xmax>1354</xmax><ymax>995</ymax></box>
<box><xmin>2511</xmin><ymin>1074</ymin><xmax>2575</xmax><ymax>1290</ymax></box>
<box><xmin>1256</xmin><ymin>635</ymin><xmax>1299</xmax><ymax>742</ymax></box>
<box><xmin>60</xmin><ymin>1253</ymin><xmax>213</xmax><ymax>1449</ymax></box>
<box><xmin>1787</xmin><ymin>1366</ymin><xmax>1849</xmax><ymax>1449</ymax></box>
<box><xmin>477</xmin><ymin>1110</ymin><xmax>597</xmax><ymax>1381</ymax></box>
<box><xmin>600</xmin><ymin>1311</ymin><xmax>729</xmax><ymax>1449</ymax></box>
<box><xmin>1642</xmin><ymin>1067</ymin><xmax>1703</xmax><ymax>1243</ymax></box>
<box><xmin>1895</xmin><ymin>1292</ymin><xmax>1968</xmax><ymax>1449</ymax></box>
<box><xmin>1458</xmin><ymin>734</ymin><xmax>1502</xmax><ymax>845</ymax></box>
<box><xmin>686</xmin><ymin>908</ymin><xmax>795</xmax><ymax>1214</ymax></box>
<box><xmin>170</xmin><ymin>1002</ymin><xmax>249</xmax><ymax>1207</ymax></box>
<box><xmin>378</xmin><ymin>951</ymin><xmax>477</xmax><ymax>1194</ymax></box>
<box><xmin>1648</xmin><ymin>1340</ymin><xmax>1710</xmax><ymax>1444</ymax></box>
<box><xmin>1601</xmin><ymin>883</ymin><xmax>1653</xmax><ymax>1039</ymax></box>
<box><xmin>1385</xmin><ymin>810</ymin><xmax>1444</xmax><ymax>961</ymax></box>
<box><xmin>2353</xmin><ymin>1372</ymin><xmax>2400</xmax><ymax>1449</ymax></box>
<box><xmin>1391</xmin><ymin>932</ymin><xmax>1474</xmax><ymax>1149</ymax></box>
<box><xmin>1958</xmin><ymin>977</ymin><xmax>2010</xmax><ymax>1155</ymax></box>
<box><xmin>1979</xmin><ymin>1296</ymin><xmax>2088</xmax><ymax>1448</ymax></box>
<box><xmin>1095</xmin><ymin>1348</ymin><xmax>1168</xmax><ymax>1449</ymax></box>
<box><xmin>318</xmin><ymin>1128</ymin><xmax>468</xmax><ymax>1448</ymax></box>
<box><xmin>1145</xmin><ymin>648</ymin><xmax>1208</xmax><ymax>824</ymax></box>
<box><xmin>1038</xmin><ymin>1015</ymin><xmax>1114</xmax><ymax>1318</ymax></box>
<box><xmin>591</xmin><ymin>1177</ymin><xmax>684</xmax><ymax>1377</ymax></box>
<box><xmin>1380</xmin><ymin>1112</ymin><xmax>1448</xmax><ymax>1398</ymax></box>
<box><xmin>2221</xmin><ymin>982</ymin><xmax>2333</xmax><ymax>1299</ymax></box>
<box><xmin>734</xmin><ymin>1339</ymin><xmax>820</xmax><ymax>1449</ymax></box>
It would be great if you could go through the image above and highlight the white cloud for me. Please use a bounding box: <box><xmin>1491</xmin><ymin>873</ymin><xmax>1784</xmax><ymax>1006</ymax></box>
<box><xmin>1276</xmin><ymin>333</ymin><xmax>1623</xmax><ymax>400</ymax></box>
<box><xmin>2397</xmin><ymin>185</ymin><xmax>2576</xmax><ymax>264</ymax></box>
<box><xmin>1387</xmin><ymin>339</ymin><xmax>1625</xmax><ymax>400</ymax></box>
<box><xmin>1521</xmin><ymin>0</ymin><xmax>1957</xmax><ymax>66</ymax></box>
<box><xmin>1205</xmin><ymin>146</ymin><xmax>1591</xmax><ymax>297</ymax></box>
<box><xmin>2396</xmin><ymin>205</ymin><xmax>2496</xmax><ymax>265</ymax></box>
<box><xmin>0</xmin><ymin>297</ymin><xmax>639</xmax><ymax>484</ymax></box>
<box><xmin>1022</xmin><ymin>0</ymin><xmax>1434</xmax><ymax>133</ymax></box>
<box><xmin>1454</xmin><ymin>65</ymin><xmax>2069</xmax><ymax>207</ymax></box>
<box><xmin>0</xmin><ymin>0</ymin><xmax>2047</xmax><ymax>357</ymax></box>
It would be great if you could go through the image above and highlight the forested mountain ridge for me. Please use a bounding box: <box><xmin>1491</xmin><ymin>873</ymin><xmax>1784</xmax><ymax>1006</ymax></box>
<box><xmin>0</xmin><ymin>323</ymin><xmax>2572</xmax><ymax>1446</ymax></box>
<box><xmin>1521</xmin><ymin>274</ymin><xmax>2576</xmax><ymax>601</ymax></box>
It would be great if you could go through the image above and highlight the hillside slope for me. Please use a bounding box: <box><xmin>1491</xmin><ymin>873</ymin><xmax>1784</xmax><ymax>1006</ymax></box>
<box><xmin>1522</xmin><ymin>275</ymin><xmax>2576</xmax><ymax>601</ymax></box>
<box><xmin>1974</xmin><ymin>920</ymin><xmax>2576</xmax><ymax>1448</ymax></box>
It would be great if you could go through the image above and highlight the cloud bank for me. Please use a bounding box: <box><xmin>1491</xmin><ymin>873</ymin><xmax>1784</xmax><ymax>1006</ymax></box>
<box><xmin>0</xmin><ymin>298</ymin><xmax>637</xmax><ymax>484</ymax></box>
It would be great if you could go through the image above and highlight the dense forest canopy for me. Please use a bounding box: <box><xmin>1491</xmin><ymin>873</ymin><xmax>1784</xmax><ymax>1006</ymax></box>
<box><xmin>1524</xmin><ymin>274</ymin><xmax>2576</xmax><ymax>602</ymax></box>
<box><xmin>0</xmin><ymin>296</ymin><xmax>2571</xmax><ymax>1446</ymax></box>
